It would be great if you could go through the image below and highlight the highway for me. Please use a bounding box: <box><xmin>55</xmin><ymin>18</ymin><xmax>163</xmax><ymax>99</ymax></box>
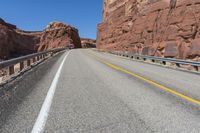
<box><xmin>0</xmin><ymin>49</ymin><xmax>200</xmax><ymax>133</ymax></box>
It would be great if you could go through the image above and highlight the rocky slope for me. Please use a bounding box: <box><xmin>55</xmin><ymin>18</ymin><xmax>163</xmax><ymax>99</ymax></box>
<box><xmin>81</xmin><ymin>38</ymin><xmax>96</xmax><ymax>48</ymax></box>
<box><xmin>0</xmin><ymin>19</ymin><xmax>81</xmax><ymax>60</ymax></box>
<box><xmin>97</xmin><ymin>0</ymin><xmax>200</xmax><ymax>61</ymax></box>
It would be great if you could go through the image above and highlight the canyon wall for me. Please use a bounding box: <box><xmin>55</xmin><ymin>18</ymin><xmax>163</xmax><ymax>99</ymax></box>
<box><xmin>0</xmin><ymin>19</ymin><xmax>81</xmax><ymax>60</ymax></box>
<box><xmin>81</xmin><ymin>38</ymin><xmax>96</xmax><ymax>48</ymax></box>
<box><xmin>97</xmin><ymin>0</ymin><xmax>200</xmax><ymax>60</ymax></box>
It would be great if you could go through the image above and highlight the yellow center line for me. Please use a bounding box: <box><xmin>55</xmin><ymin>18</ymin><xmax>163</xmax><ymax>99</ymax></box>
<box><xmin>88</xmin><ymin>51</ymin><xmax>200</xmax><ymax>105</ymax></box>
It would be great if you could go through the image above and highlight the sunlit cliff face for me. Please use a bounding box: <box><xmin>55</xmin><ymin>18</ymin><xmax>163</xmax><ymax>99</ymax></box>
<box><xmin>163</xmin><ymin>0</ymin><xmax>170</xmax><ymax>4</ymax></box>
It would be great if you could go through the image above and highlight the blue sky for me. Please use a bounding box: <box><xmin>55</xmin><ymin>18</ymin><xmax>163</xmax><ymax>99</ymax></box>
<box><xmin>0</xmin><ymin>0</ymin><xmax>102</xmax><ymax>39</ymax></box>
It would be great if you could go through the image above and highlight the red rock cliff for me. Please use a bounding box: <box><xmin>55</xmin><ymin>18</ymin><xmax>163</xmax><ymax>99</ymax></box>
<box><xmin>37</xmin><ymin>22</ymin><xmax>81</xmax><ymax>51</ymax></box>
<box><xmin>0</xmin><ymin>19</ymin><xmax>40</xmax><ymax>60</ymax></box>
<box><xmin>81</xmin><ymin>38</ymin><xmax>96</xmax><ymax>48</ymax></box>
<box><xmin>97</xmin><ymin>0</ymin><xmax>200</xmax><ymax>61</ymax></box>
<box><xmin>0</xmin><ymin>19</ymin><xmax>81</xmax><ymax>60</ymax></box>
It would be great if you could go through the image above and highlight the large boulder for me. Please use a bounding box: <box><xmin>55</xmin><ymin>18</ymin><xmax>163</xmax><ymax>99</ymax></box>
<box><xmin>164</xmin><ymin>41</ymin><xmax>179</xmax><ymax>58</ymax></box>
<box><xmin>187</xmin><ymin>39</ymin><xmax>200</xmax><ymax>58</ymax></box>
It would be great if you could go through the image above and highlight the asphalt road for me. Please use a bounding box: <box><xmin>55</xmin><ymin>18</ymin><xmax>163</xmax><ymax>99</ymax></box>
<box><xmin>0</xmin><ymin>49</ymin><xmax>200</xmax><ymax>133</ymax></box>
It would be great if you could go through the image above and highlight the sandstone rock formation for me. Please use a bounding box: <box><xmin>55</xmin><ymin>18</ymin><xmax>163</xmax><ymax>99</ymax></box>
<box><xmin>81</xmin><ymin>38</ymin><xmax>96</xmax><ymax>48</ymax></box>
<box><xmin>0</xmin><ymin>19</ymin><xmax>81</xmax><ymax>60</ymax></box>
<box><xmin>37</xmin><ymin>22</ymin><xmax>81</xmax><ymax>51</ymax></box>
<box><xmin>97</xmin><ymin>0</ymin><xmax>200</xmax><ymax>61</ymax></box>
<box><xmin>0</xmin><ymin>18</ymin><xmax>40</xmax><ymax>60</ymax></box>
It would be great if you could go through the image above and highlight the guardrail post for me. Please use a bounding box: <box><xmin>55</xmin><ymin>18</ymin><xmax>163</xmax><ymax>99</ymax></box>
<box><xmin>33</xmin><ymin>57</ymin><xmax>36</xmax><ymax>63</ymax></box>
<box><xmin>9</xmin><ymin>66</ymin><xmax>14</xmax><ymax>75</ymax></box>
<box><xmin>193</xmin><ymin>66</ymin><xmax>198</xmax><ymax>71</ymax></box>
<box><xmin>162</xmin><ymin>61</ymin><xmax>166</xmax><ymax>65</ymax></box>
<box><xmin>176</xmin><ymin>63</ymin><xmax>180</xmax><ymax>67</ymax></box>
<box><xmin>20</xmin><ymin>62</ymin><xmax>24</xmax><ymax>71</ymax></box>
<box><xmin>37</xmin><ymin>56</ymin><xmax>40</xmax><ymax>61</ymax></box>
<box><xmin>27</xmin><ymin>60</ymin><xmax>31</xmax><ymax>66</ymax></box>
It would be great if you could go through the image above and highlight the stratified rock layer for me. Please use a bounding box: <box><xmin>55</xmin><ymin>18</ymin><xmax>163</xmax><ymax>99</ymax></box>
<box><xmin>81</xmin><ymin>38</ymin><xmax>96</xmax><ymax>48</ymax></box>
<box><xmin>0</xmin><ymin>19</ymin><xmax>81</xmax><ymax>60</ymax></box>
<box><xmin>97</xmin><ymin>0</ymin><xmax>200</xmax><ymax>60</ymax></box>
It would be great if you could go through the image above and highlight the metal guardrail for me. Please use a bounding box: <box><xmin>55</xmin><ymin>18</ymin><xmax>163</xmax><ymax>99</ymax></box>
<box><xmin>108</xmin><ymin>51</ymin><xmax>200</xmax><ymax>71</ymax></box>
<box><xmin>0</xmin><ymin>48</ymin><xmax>66</xmax><ymax>76</ymax></box>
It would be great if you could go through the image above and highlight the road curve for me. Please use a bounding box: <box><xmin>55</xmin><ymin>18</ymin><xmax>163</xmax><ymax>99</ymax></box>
<box><xmin>0</xmin><ymin>49</ymin><xmax>200</xmax><ymax>133</ymax></box>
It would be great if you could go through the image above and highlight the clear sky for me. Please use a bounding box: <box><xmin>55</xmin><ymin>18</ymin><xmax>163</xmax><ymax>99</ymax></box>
<box><xmin>0</xmin><ymin>0</ymin><xmax>102</xmax><ymax>39</ymax></box>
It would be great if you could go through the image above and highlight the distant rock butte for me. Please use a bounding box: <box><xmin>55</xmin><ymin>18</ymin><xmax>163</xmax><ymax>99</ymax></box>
<box><xmin>37</xmin><ymin>22</ymin><xmax>81</xmax><ymax>52</ymax></box>
<box><xmin>97</xmin><ymin>0</ymin><xmax>200</xmax><ymax>61</ymax></box>
<box><xmin>81</xmin><ymin>38</ymin><xmax>96</xmax><ymax>48</ymax></box>
<box><xmin>0</xmin><ymin>19</ymin><xmax>81</xmax><ymax>60</ymax></box>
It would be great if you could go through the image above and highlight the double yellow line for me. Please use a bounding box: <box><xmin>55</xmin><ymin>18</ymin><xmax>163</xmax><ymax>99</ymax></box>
<box><xmin>89</xmin><ymin>52</ymin><xmax>200</xmax><ymax>105</ymax></box>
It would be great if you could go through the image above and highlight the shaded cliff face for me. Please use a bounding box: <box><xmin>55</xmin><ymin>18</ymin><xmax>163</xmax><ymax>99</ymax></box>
<box><xmin>81</xmin><ymin>38</ymin><xmax>96</xmax><ymax>48</ymax></box>
<box><xmin>97</xmin><ymin>0</ymin><xmax>200</xmax><ymax>60</ymax></box>
<box><xmin>0</xmin><ymin>19</ymin><xmax>81</xmax><ymax>60</ymax></box>
<box><xmin>0</xmin><ymin>19</ymin><xmax>40</xmax><ymax>60</ymax></box>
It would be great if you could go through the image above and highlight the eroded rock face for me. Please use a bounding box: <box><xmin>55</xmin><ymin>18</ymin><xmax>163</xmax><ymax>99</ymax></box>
<box><xmin>0</xmin><ymin>19</ymin><xmax>81</xmax><ymax>60</ymax></box>
<box><xmin>37</xmin><ymin>22</ymin><xmax>81</xmax><ymax>51</ymax></box>
<box><xmin>0</xmin><ymin>19</ymin><xmax>40</xmax><ymax>60</ymax></box>
<box><xmin>97</xmin><ymin>0</ymin><xmax>200</xmax><ymax>60</ymax></box>
<box><xmin>81</xmin><ymin>38</ymin><xmax>96</xmax><ymax>48</ymax></box>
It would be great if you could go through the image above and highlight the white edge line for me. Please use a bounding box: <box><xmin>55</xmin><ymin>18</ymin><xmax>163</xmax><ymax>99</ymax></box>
<box><xmin>31</xmin><ymin>50</ymin><xmax>71</xmax><ymax>133</ymax></box>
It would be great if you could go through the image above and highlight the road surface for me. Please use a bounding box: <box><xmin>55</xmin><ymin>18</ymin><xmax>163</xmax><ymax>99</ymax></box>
<box><xmin>0</xmin><ymin>49</ymin><xmax>200</xmax><ymax>133</ymax></box>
